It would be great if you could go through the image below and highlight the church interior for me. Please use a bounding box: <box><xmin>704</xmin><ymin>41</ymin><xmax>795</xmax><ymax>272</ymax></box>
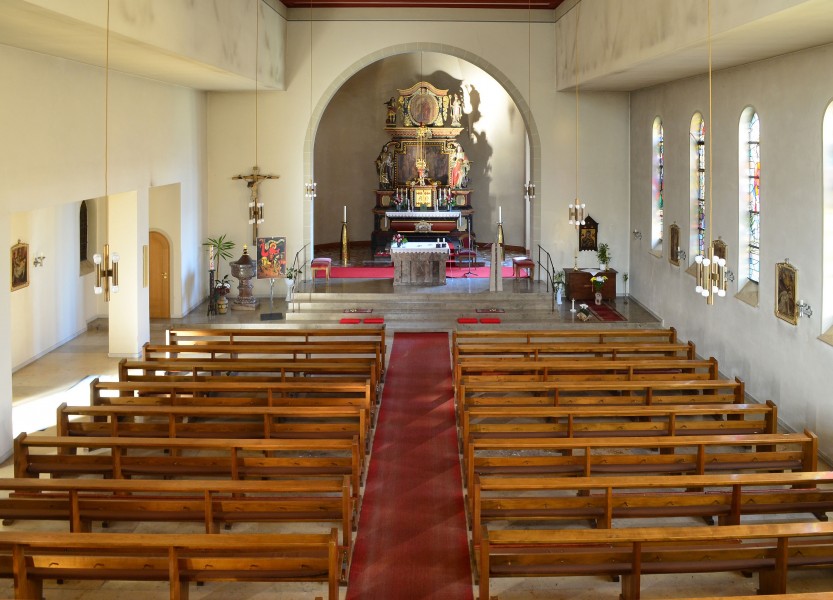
<box><xmin>3</xmin><ymin>0</ymin><xmax>833</xmax><ymax>598</ymax></box>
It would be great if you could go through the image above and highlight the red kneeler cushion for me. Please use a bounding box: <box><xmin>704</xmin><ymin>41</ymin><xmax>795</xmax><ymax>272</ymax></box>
<box><xmin>457</xmin><ymin>317</ymin><xmax>478</xmax><ymax>324</ymax></box>
<box><xmin>480</xmin><ymin>317</ymin><xmax>502</xmax><ymax>324</ymax></box>
<box><xmin>339</xmin><ymin>318</ymin><xmax>361</xmax><ymax>324</ymax></box>
<box><xmin>364</xmin><ymin>318</ymin><xmax>385</xmax><ymax>324</ymax></box>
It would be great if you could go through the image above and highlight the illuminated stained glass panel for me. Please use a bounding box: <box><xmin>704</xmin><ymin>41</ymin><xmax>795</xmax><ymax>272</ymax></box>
<box><xmin>696</xmin><ymin>118</ymin><xmax>706</xmax><ymax>257</ymax></box>
<box><xmin>656</xmin><ymin>123</ymin><xmax>664</xmax><ymax>242</ymax></box>
<box><xmin>748</xmin><ymin>112</ymin><xmax>760</xmax><ymax>283</ymax></box>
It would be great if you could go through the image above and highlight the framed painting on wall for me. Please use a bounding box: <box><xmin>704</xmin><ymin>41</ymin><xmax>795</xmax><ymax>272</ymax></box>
<box><xmin>669</xmin><ymin>223</ymin><xmax>680</xmax><ymax>266</ymax></box>
<box><xmin>775</xmin><ymin>260</ymin><xmax>798</xmax><ymax>325</ymax></box>
<box><xmin>578</xmin><ymin>216</ymin><xmax>598</xmax><ymax>252</ymax></box>
<box><xmin>11</xmin><ymin>241</ymin><xmax>28</xmax><ymax>291</ymax></box>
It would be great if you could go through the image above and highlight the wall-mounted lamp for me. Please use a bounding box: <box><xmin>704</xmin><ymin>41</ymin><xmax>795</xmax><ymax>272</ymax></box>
<box><xmin>677</xmin><ymin>248</ymin><xmax>687</xmax><ymax>262</ymax></box>
<box><xmin>632</xmin><ymin>229</ymin><xmax>642</xmax><ymax>240</ymax></box>
<box><xmin>523</xmin><ymin>182</ymin><xmax>535</xmax><ymax>200</ymax></box>
<box><xmin>725</xmin><ymin>269</ymin><xmax>735</xmax><ymax>283</ymax></box>
<box><xmin>32</xmin><ymin>253</ymin><xmax>46</xmax><ymax>267</ymax></box>
<box><xmin>305</xmin><ymin>181</ymin><xmax>317</xmax><ymax>200</ymax></box>
<box><xmin>93</xmin><ymin>243</ymin><xmax>119</xmax><ymax>301</ymax></box>
<box><xmin>798</xmin><ymin>300</ymin><xmax>813</xmax><ymax>318</ymax></box>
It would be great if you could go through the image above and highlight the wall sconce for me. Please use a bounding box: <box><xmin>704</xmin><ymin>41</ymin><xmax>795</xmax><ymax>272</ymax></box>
<box><xmin>32</xmin><ymin>253</ymin><xmax>46</xmax><ymax>267</ymax></box>
<box><xmin>632</xmin><ymin>230</ymin><xmax>642</xmax><ymax>240</ymax></box>
<box><xmin>677</xmin><ymin>248</ymin><xmax>687</xmax><ymax>262</ymax></box>
<box><xmin>798</xmin><ymin>300</ymin><xmax>813</xmax><ymax>318</ymax></box>
<box><xmin>523</xmin><ymin>182</ymin><xmax>535</xmax><ymax>200</ymax></box>
<box><xmin>93</xmin><ymin>243</ymin><xmax>119</xmax><ymax>301</ymax></box>
<box><xmin>305</xmin><ymin>181</ymin><xmax>317</xmax><ymax>200</ymax></box>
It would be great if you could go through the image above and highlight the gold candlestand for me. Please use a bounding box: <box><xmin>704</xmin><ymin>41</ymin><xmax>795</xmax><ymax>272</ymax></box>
<box><xmin>496</xmin><ymin>222</ymin><xmax>505</xmax><ymax>264</ymax></box>
<box><xmin>341</xmin><ymin>221</ymin><xmax>349</xmax><ymax>265</ymax></box>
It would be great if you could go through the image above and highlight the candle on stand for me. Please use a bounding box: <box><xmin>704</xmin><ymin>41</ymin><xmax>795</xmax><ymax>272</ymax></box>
<box><xmin>343</xmin><ymin>206</ymin><xmax>347</xmax><ymax>222</ymax></box>
<box><xmin>209</xmin><ymin>246</ymin><xmax>215</xmax><ymax>271</ymax></box>
<box><xmin>498</xmin><ymin>206</ymin><xmax>502</xmax><ymax>223</ymax></box>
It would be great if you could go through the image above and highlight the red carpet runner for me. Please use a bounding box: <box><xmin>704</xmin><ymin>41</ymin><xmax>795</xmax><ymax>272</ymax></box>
<box><xmin>346</xmin><ymin>332</ymin><xmax>473</xmax><ymax>600</ymax></box>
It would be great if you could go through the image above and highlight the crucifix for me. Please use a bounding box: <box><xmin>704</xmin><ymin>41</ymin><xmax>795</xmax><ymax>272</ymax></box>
<box><xmin>233</xmin><ymin>166</ymin><xmax>279</xmax><ymax>244</ymax></box>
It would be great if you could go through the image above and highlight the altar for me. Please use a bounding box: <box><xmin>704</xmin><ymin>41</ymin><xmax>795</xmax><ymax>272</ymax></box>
<box><xmin>390</xmin><ymin>241</ymin><xmax>450</xmax><ymax>286</ymax></box>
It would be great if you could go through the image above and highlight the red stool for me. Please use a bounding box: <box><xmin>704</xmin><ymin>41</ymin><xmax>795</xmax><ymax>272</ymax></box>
<box><xmin>512</xmin><ymin>257</ymin><xmax>535</xmax><ymax>279</ymax></box>
<box><xmin>311</xmin><ymin>257</ymin><xmax>332</xmax><ymax>281</ymax></box>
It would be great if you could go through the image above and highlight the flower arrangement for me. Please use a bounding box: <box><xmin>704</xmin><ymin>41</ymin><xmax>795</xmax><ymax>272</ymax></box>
<box><xmin>213</xmin><ymin>274</ymin><xmax>232</xmax><ymax>296</ymax></box>
<box><xmin>284</xmin><ymin>266</ymin><xmax>302</xmax><ymax>280</ymax></box>
<box><xmin>553</xmin><ymin>269</ymin><xmax>565</xmax><ymax>290</ymax></box>
<box><xmin>392</xmin><ymin>233</ymin><xmax>408</xmax><ymax>247</ymax></box>
<box><xmin>590</xmin><ymin>275</ymin><xmax>607</xmax><ymax>292</ymax></box>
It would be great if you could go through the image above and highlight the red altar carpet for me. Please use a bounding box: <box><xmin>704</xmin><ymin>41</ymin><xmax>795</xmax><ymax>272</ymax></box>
<box><xmin>326</xmin><ymin>265</ymin><xmax>515</xmax><ymax>279</ymax></box>
<box><xmin>589</xmin><ymin>302</ymin><xmax>628</xmax><ymax>322</ymax></box>
<box><xmin>345</xmin><ymin>333</ymin><xmax>473</xmax><ymax>600</ymax></box>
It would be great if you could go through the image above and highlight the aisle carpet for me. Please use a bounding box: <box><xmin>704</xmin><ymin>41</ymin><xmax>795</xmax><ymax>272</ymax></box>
<box><xmin>589</xmin><ymin>301</ymin><xmax>628</xmax><ymax>322</ymax></box>
<box><xmin>346</xmin><ymin>332</ymin><xmax>473</xmax><ymax>600</ymax></box>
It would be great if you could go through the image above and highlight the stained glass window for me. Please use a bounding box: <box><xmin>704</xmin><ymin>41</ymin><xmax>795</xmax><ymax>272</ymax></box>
<box><xmin>691</xmin><ymin>114</ymin><xmax>706</xmax><ymax>258</ymax></box>
<box><xmin>79</xmin><ymin>201</ymin><xmax>88</xmax><ymax>263</ymax></box>
<box><xmin>747</xmin><ymin>112</ymin><xmax>760</xmax><ymax>283</ymax></box>
<box><xmin>653</xmin><ymin>118</ymin><xmax>664</xmax><ymax>246</ymax></box>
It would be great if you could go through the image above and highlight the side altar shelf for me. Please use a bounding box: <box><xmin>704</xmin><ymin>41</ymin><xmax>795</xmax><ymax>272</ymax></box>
<box><xmin>391</xmin><ymin>241</ymin><xmax>450</xmax><ymax>286</ymax></box>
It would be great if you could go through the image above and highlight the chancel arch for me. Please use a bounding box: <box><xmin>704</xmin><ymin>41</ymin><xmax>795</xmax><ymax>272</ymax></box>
<box><xmin>303</xmin><ymin>43</ymin><xmax>541</xmax><ymax>262</ymax></box>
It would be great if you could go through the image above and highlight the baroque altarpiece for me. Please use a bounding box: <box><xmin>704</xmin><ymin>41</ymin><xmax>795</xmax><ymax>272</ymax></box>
<box><xmin>371</xmin><ymin>82</ymin><xmax>475</xmax><ymax>256</ymax></box>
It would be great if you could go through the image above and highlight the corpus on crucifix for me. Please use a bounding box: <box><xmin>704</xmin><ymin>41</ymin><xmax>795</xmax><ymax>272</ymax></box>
<box><xmin>233</xmin><ymin>166</ymin><xmax>279</xmax><ymax>243</ymax></box>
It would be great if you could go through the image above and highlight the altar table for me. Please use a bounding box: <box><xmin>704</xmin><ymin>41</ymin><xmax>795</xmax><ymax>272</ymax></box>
<box><xmin>390</xmin><ymin>241</ymin><xmax>450</xmax><ymax>286</ymax></box>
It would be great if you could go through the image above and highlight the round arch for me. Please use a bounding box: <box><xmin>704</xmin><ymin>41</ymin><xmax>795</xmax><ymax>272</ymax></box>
<box><xmin>301</xmin><ymin>42</ymin><xmax>542</xmax><ymax>256</ymax></box>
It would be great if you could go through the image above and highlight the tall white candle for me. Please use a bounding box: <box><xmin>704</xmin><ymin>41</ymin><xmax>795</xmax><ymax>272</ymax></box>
<box><xmin>498</xmin><ymin>206</ymin><xmax>502</xmax><ymax>222</ymax></box>
<box><xmin>209</xmin><ymin>246</ymin><xmax>215</xmax><ymax>271</ymax></box>
<box><xmin>343</xmin><ymin>206</ymin><xmax>347</xmax><ymax>222</ymax></box>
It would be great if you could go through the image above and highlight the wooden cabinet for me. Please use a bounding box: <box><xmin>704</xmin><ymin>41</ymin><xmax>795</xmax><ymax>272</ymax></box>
<box><xmin>564</xmin><ymin>268</ymin><xmax>617</xmax><ymax>301</ymax></box>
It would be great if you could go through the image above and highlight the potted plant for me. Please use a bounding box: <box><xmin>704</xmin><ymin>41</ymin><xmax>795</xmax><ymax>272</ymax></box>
<box><xmin>284</xmin><ymin>266</ymin><xmax>302</xmax><ymax>302</ymax></box>
<box><xmin>596</xmin><ymin>243</ymin><xmax>611</xmax><ymax>270</ymax></box>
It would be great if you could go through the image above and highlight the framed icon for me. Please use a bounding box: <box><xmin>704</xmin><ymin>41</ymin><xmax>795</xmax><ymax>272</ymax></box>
<box><xmin>256</xmin><ymin>237</ymin><xmax>286</xmax><ymax>279</ymax></box>
<box><xmin>669</xmin><ymin>223</ymin><xmax>680</xmax><ymax>266</ymax></box>
<box><xmin>775</xmin><ymin>260</ymin><xmax>798</xmax><ymax>326</ymax></box>
<box><xmin>11</xmin><ymin>241</ymin><xmax>29</xmax><ymax>291</ymax></box>
<box><xmin>579</xmin><ymin>216</ymin><xmax>598</xmax><ymax>252</ymax></box>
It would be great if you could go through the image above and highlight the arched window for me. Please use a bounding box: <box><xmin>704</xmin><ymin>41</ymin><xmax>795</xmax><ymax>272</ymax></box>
<box><xmin>822</xmin><ymin>102</ymin><xmax>833</xmax><ymax>342</ymax></box>
<box><xmin>79</xmin><ymin>201</ymin><xmax>88</xmax><ymax>263</ymax></box>
<box><xmin>651</xmin><ymin>117</ymin><xmax>664</xmax><ymax>251</ymax></box>
<box><xmin>690</xmin><ymin>112</ymin><xmax>706</xmax><ymax>260</ymax></box>
<box><xmin>744</xmin><ymin>110</ymin><xmax>760</xmax><ymax>283</ymax></box>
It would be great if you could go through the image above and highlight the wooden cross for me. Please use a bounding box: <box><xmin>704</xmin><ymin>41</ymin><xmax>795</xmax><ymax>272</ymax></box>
<box><xmin>233</xmin><ymin>166</ymin><xmax>279</xmax><ymax>243</ymax></box>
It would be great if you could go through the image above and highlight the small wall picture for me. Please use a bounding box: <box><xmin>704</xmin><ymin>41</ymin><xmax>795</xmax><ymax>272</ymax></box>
<box><xmin>11</xmin><ymin>241</ymin><xmax>29</xmax><ymax>291</ymax></box>
<box><xmin>775</xmin><ymin>261</ymin><xmax>798</xmax><ymax>325</ymax></box>
<box><xmin>669</xmin><ymin>223</ymin><xmax>680</xmax><ymax>266</ymax></box>
<box><xmin>256</xmin><ymin>236</ymin><xmax>286</xmax><ymax>279</ymax></box>
<box><xmin>579</xmin><ymin>216</ymin><xmax>598</xmax><ymax>252</ymax></box>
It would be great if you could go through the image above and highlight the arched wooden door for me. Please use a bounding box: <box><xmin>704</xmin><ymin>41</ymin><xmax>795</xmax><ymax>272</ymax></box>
<box><xmin>149</xmin><ymin>231</ymin><xmax>170</xmax><ymax>319</ymax></box>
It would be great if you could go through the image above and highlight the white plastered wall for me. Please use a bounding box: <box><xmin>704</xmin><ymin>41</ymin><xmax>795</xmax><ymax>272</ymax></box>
<box><xmin>629</xmin><ymin>42</ymin><xmax>833</xmax><ymax>459</ymax></box>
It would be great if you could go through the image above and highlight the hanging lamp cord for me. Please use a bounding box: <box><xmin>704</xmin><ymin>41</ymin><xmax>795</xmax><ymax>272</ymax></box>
<box><xmin>707</xmin><ymin>0</ymin><xmax>713</xmax><ymax>249</ymax></box>
<box><xmin>104</xmin><ymin>0</ymin><xmax>110</xmax><ymax>197</ymax></box>
<box><xmin>574</xmin><ymin>3</ymin><xmax>580</xmax><ymax>203</ymax></box>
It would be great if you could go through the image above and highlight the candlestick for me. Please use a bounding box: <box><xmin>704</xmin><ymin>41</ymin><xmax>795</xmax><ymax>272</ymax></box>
<box><xmin>498</xmin><ymin>206</ymin><xmax>502</xmax><ymax>223</ymax></box>
<box><xmin>343</xmin><ymin>205</ymin><xmax>347</xmax><ymax>222</ymax></box>
<box><xmin>570</xmin><ymin>298</ymin><xmax>577</xmax><ymax>313</ymax></box>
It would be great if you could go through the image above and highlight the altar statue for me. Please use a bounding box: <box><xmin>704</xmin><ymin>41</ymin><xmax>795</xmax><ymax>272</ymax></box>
<box><xmin>449</xmin><ymin>143</ymin><xmax>470</xmax><ymax>189</ymax></box>
<box><xmin>450</xmin><ymin>93</ymin><xmax>463</xmax><ymax>127</ymax></box>
<box><xmin>384</xmin><ymin>97</ymin><xmax>397</xmax><ymax>126</ymax></box>
<box><xmin>376</xmin><ymin>144</ymin><xmax>394</xmax><ymax>190</ymax></box>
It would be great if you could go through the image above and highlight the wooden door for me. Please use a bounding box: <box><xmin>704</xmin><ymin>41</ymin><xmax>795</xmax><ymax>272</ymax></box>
<box><xmin>149</xmin><ymin>231</ymin><xmax>170</xmax><ymax>319</ymax></box>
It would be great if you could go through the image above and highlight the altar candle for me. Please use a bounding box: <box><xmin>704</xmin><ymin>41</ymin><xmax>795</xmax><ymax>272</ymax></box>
<box><xmin>498</xmin><ymin>206</ymin><xmax>502</xmax><ymax>222</ymax></box>
<box><xmin>343</xmin><ymin>206</ymin><xmax>347</xmax><ymax>222</ymax></box>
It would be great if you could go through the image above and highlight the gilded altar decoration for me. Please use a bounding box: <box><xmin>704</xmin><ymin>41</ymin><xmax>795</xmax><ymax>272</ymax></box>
<box><xmin>370</xmin><ymin>81</ymin><xmax>475</xmax><ymax>256</ymax></box>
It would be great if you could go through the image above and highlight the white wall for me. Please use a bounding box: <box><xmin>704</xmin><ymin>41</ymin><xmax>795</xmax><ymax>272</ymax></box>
<box><xmin>0</xmin><ymin>44</ymin><xmax>207</xmax><ymax>460</ymax></box>
<box><xmin>629</xmin><ymin>42</ymin><xmax>833</xmax><ymax>458</ymax></box>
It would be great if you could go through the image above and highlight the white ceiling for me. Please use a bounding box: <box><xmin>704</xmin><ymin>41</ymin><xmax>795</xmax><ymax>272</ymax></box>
<box><xmin>1</xmin><ymin>0</ymin><xmax>832</xmax><ymax>93</ymax></box>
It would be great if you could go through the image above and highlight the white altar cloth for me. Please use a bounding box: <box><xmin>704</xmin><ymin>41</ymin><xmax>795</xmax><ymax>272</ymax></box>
<box><xmin>385</xmin><ymin>210</ymin><xmax>461</xmax><ymax>218</ymax></box>
<box><xmin>390</xmin><ymin>242</ymin><xmax>449</xmax><ymax>285</ymax></box>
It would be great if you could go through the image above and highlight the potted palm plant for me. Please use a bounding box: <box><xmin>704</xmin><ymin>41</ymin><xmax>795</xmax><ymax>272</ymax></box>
<box><xmin>596</xmin><ymin>243</ymin><xmax>611</xmax><ymax>271</ymax></box>
<box><xmin>204</xmin><ymin>234</ymin><xmax>235</xmax><ymax>313</ymax></box>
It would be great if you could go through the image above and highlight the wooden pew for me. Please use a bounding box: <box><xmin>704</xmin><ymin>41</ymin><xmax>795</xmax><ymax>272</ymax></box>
<box><xmin>454</xmin><ymin>339</ymin><xmax>697</xmax><ymax>362</ymax></box>
<box><xmin>166</xmin><ymin>324</ymin><xmax>386</xmax><ymax>373</ymax></box>
<box><xmin>464</xmin><ymin>430</ymin><xmax>818</xmax><ymax>495</ymax></box>
<box><xmin>457</xmin><ymin>377</ymin><xmax>744</xmax><ymax>422</ymax></box>
<box><xmin>461</xmin><ymin>402</ymin><xmax>778</xmax><ymax>451</ymax></box>
<box><xmin>0</xmin><ymin>476</ymin><xmax>354</xmax><ymax>552</ymax></box>
<box><xmin>452</xmin><ymin>327</ymin><xmax>679</xmax><ymax>362</ymax></box>
<box><xmin>119</xmin><ymin>356</ymin><xmax>380</xmax><ymax>406</ymax></box>
<box><xmin>455</xmin><ymin>356</ymin><xmax>719</xmax><ymax>388</ymax></box>
<box><xmin>147</xmin><ymin>338</ymin><xmax>384</xmax><ymax>381</ymax></box>
<box><xmin>13</xmin><ymin>434</ymin><xmax>363</xmax><ymax>497</ymax></box>
<box><xmin>0</xmin><ymin>529</ymin><xmax>339</xmax><ymax>600</ymax></box>
<box><xmin>671</xmin><ymin>594</ymin><xmax>833</xmax><ymax>600</ymax></box>
<box><xmin>471</xmin><ymin>470</ymin><xmax>833</xmax><ymax>545</ymax></box>
<box><xmin>478</xmin><ymin>521</ymin><xmax>833</xmax><ymax>600</ymax></box>
<box><xmin>57</xmin><ymin>403</ymin><xmax>370</xmax><ymax>458</ymax></box>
